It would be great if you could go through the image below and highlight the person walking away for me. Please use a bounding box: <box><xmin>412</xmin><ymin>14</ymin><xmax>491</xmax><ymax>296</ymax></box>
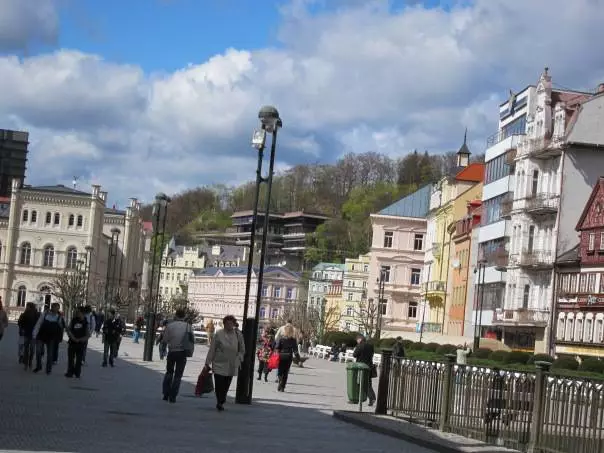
<box><xmin>205</xmin><ymin>320</ymin><xmax>215</xmax><ymax>346</ymax></box>
<box><xmin>113</xmin><ymin>313</ymin><xmax>126</xmax><ymax>357</ymax></box>
<box><xmin>393</xmin><ymin>337</ymin><xmax>406</xmax><ymax>359</ymax></box>
<box><xmin>275</xmin><ymin>325</ymin><xmax>297</xmax><ymax>392</ymax></box>
<box><xmin>275</xmin><ymin>319</ymin><xmax>296</xmax><ymax>344</ymax></box>
<box><xmin>204</xmin><ymin>315</ymin><xmax>245</xmax><ymax>411</ymax></box>
<box><xmin>102</xmin><ymin>309</ymin><xmax>121</xmax><ymax>367</ymax></box>
<box><xmin>160</xmin><ymin>308</ymin><xmax>193</xmax><ymax>403</ymax></box>
<box><xmin>133</xmin><ymin>316</ymin><xmax>144</xmax><ymax>343</ymax></box>
<box><xmin>0</xmin><ymin>298</ymin><xmax>8</xmax><ymax>345</ymax></box>
<box><xmin>65</xmin><ymin>307</ymin><xmax>90</xmax><ymax>378</ymax></box>
<box><xmin>18</xmin><ymin>303</ymin><xmax>38</xmax><ymax>369</ymax></box>
<box><xmin>33</xmin><ymin>303</ymin><xmax>65</xmax><ymax>374</ymax></box>
<box><xmin>156</xmin><ymin>319</ymin><xmax>169</xmax><ymax>360</ymax></box>
<box><xmin>82</xmin><ymin>305</ymin><xmax>95</xmax><ymax>365</ymax></box>
<box><xmin>94</xmin><ymin>311</ymin><xmax>103</xmax><ymax>338</ymax></box>
<box><xmin>256</xmin><ymin>340</ymin><xmax>272</xmax><ymax>382</ymax></box>
<box><xmin>353</xmin><ymin>334</ymin><xmax>376</xmax><ymax>406</ymax></box>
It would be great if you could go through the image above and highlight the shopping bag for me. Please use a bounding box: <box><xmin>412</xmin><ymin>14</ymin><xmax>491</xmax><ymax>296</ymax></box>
<box><xmin>267</xmin><ymin>352</ymin><xmax>280</xmax><ymax>370</ymax></box>
<box><xmin>195</xmin><ymin>370</ymin><xmax>214</xmax><ymax>396</ymax></box>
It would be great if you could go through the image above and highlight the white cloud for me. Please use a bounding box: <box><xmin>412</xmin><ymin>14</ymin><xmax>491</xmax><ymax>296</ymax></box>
<box><xmin>2</xmin><ymin>0</ymin><xmax>604</xmax><ymax>204</ymax></box>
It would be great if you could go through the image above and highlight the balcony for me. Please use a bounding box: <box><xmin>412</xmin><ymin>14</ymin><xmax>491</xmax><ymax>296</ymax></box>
<box><xmin>493</xmin><ymin>308</ymin><xmax>549</xmax><ymax>327</ymax></box>
<box><xmin>500</xmin><ymin>194</ymin><xmax>514</xmax><ymax>219</ymax></box>
<box><xmin>512</xmin><ymin>249</ymin><xmax>554</xmax><ymax>269</ymax></box>
<box><xmin>524</xmin><ymin>193</ymin><xmax>559</xmax><ymax>216</ymax></box>
<box><xmin>485</xmin><ymin>247</ymin><xmax>509</xmax><ymax>270</ymax></box>
<box><xmin>421</xmin><ymin>280</ymin><xmax>446</xmax><ymax>301</ymax></box>
<box><xmin>518</xmin><ymin>137</ymin><xmax>563</xmax><ymax>160</ymax></box>
<box><xmin>504</xmin><ymin>147</ymin><xmax>517</xmax><ymax>165</ymax></box>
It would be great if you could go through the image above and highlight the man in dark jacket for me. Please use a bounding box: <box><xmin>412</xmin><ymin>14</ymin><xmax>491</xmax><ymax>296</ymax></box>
<box><xmin>102</xmin><ymin>309</ymin><xmax>121</xmax><ymax>367</ymax></box>
<box><xmin>18</xmin><ymin>303</ymin><xmax>39</xmax><ymax>369</ymax></box>
<box><xmin>392</xmin><ymin>337</ymin><xmax>406</xmax><ymax>359</ymax></box>
<box><xmin>353</xmin><ymin>334</ymin><xmax>376</xmax><ymax>406</ymax></box>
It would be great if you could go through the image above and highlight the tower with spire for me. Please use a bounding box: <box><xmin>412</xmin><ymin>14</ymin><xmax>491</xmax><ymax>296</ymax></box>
<box><xmin>456</xmin><ymin>128</ymin><xmax>471</xmax><ymax>168</ymax></box>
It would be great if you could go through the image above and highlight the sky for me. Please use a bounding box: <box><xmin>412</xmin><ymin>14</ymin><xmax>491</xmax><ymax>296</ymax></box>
<box><xmin>1</xmin><ymin>0</ymin><xmax>604</xmax><ymax>208</ymax></box>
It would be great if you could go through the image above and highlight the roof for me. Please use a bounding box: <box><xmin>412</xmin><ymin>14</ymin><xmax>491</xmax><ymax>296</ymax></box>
<box><xmin>142</xmin><ymin>221</ymin><xmax>153</xmax><ymax>232</ymax></box>
<box><xmin>231</xmin><ymin>210</ymin><xmax>329</xmax><ymax>220</ymax></box>
<box><xmin>556</xmin><ymin>245</ymin><xmax>580</xmax><ymax>265</ymax></box>
<box><xmin>575</xmin><ymin>177</ymin><xmax>604</xmax><ymax>231</ymax></box>
<box><xmin>193</xmin><ymin>266</ymin><xmax>300</xmax><ymax>280</ymax></box>
<box><xmin>201</xmin><ymin>244</ymin><xmax>246</xmax><ymax>262</ymax></box>
<box><xmin>455</xmin><ymin>163</ymin><xmax>485</xmax><ymax>182</ymax></box>
<box><xmin>24</xmin><ymin>184</ymin><xmax>91</xmax><ymax>196</ymax></box>
<box><xmin>105</xmin><ymin>207</ymin><xmax>126</xmax><ymax>216</ymax></box>
<box><xmin>566</xmin><ymin>94</ymin><xmax>604</xmax><ymax>147</ymax></box>
<box><xmin>377</xmin><ymin>184</ymin><xmax>432</xmax><ymax>219</ymax></box>
<box><xmin>312</xmin><ymin>262</ymin><xmax>345</xmax><ymax>272</ymax></box>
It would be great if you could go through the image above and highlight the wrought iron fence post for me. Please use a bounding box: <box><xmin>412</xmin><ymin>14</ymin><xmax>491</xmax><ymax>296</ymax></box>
<box><xmin>375</xmin><ymin>348</ymin><xmax>393</xmax><ymax>415</ymax></box>
<box><xmin>439</xmin><ymin>354</ymin><xmax>456</xmax><ymax>431</ymax></box>
<box><xmin>529</xmin><ymin>361</ymin><xmax>551</xmax><ymax>452</ymax></box>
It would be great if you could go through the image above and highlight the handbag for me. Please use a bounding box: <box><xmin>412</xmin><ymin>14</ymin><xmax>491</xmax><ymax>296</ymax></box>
<box><xmin>182</xmin><ymin>324</ymin><xmax>195</xmax><ymax>358</ymax></box>
<box><xmin>195</xmin><ymin>369</ymin><xmax>214</xmax><ymax>396</ymax></box>
<box><xmin>267</xmin><ymin>352</ymin><xmax>280</xmax><ymax>370</ymax></box>
<box><xmin>370</xmin><ymin>364</ymin><xmax>378</xmax><ymax>378</ymax></box>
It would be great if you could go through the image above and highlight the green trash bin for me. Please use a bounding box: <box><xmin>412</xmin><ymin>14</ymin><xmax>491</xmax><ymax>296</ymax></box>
<box><xmin>346</xmin><ymin>362</ymin><xmax>370</xmax><ymax>404</ymax></box>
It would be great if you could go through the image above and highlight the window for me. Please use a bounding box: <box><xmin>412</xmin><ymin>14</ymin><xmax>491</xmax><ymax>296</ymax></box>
<box><xmin>31</xmin><ymin>210</ymin><xmax>37</xmax><ymax>223</ymax></box>
<box><xmin>501</xmin><ymin>114</ymin><xmax>527</xmax><ymax>137</ymax></box>
<box><xmin>310</xmin><ymin>297</ymin><xmax>315</xmax><ymax>305</ymax></box>
<box><xmin>596</xmin><ymin>320</ymin><xmax>604</xmax><ymax>343</ymax></box>
<box><xmin>43</xmin><ymin>245</ymin><xmax>55</xmax><ymax>267</ymax></box>
<box><xmin>45</xmin><ymin>212</ymin><xmax>51</xmax><ymax>225</ymax></box>
<box><xmin>347</xmin><ymin>292</ymin><xmax>353</xmax><ymax>301</ymax></box>
<box><xmin>270</xmin><ymin>308</ymin><xmax>279</xmax><ymax>319</ymax></box>
<box><xmin>531</xmin><ymin>170</ymin><xmax>539</xmax><ymax>197</ymax></box>
<box><xmin>345</xmin><ymin>322</ymin><xmax>351</xmax><ymax>331</ymax></box>
<box><xmin>40</xmin><ymin>286</ymin><xmax>52</xmax><ymax>307</ymax></box>
<box><xmin>19</xmin><ymin>242</ymin><xmax>31</xmax><ymax>265</ymax></box>
<box><xmin>522</xmin><ymin>284</ymin><xmax>530</xmax><ymax>309</ymax></box>
<box><xmin>481</xmin><ymin>194</ymin><xmax>507</xmax><ymax>226</ymax></box>
<box><xmin>414</xmin><ymin>234</ymin><xmax>424</xmax><ymax>251</ymax></box>
<box><xmin>346</xmin><ymin>306</ymin><xmax>354</xmax><ymax>316</ymax></box>
<box><xmin>586</xmin><ymin>318</ymin><xmax>593</xmax><ymax>342</ymax></box>
<box><xmin>576</xmin><ymin>319</ymin><xmax>583</xmax><ymax>342</ymax></box>
<box><xmin>22</xmin><ymin>210</ymin><xmax>28</xmax><ymax>222</ymax></box>
<box><xmin>160</xmin><ymin>272</ymin><xmax>164</xmax><ymax>280</ymax></box>
<box><xmin>259</xmin><ymin>307</ymin><xmax>266</xmax><ymax>319</ymax></box>
<box><xmin>380</xmin><ymin>265</ymin><xmax>391</xmax><ymax>282</ymax></box>
<box><xmin>410</xmin><ymin>268</ymin><xmax>421</xmax><ymax>286</ymax></box>
<box><xmin>364</xmin><ymin>264</ymin><xmax>369</xmax><ymax>272</ymax></box>
<box><xmin>185</xmin><ymin>261</ymin><xmax>189</xmax><ymax>267</ymax></box>
<box><xmin>383</xmin><ymin>231</ymin><xmax>393</xmax><ymax>248</ymax></box>
<box><xmin>408</xmin><ymin>302</ymin><xmax>418</xmax><ymax>319</ymax></box>
<box><xmin>557</xmin><ymin>318</ymin><xmax>565</xmax><ymax>340</ymax></box>
<box><xmin>53</xmin><ymin>212</ymin><xmax>60</xmax><ymax>225</ymax></box>
<box><xmin>600</xmin><ymin>232</ymin><xmax>604</xmax><ymax>251</ymax></box>
<box><xmin>589</xmin><ymin>233</ymin><xmax>595</xmax><ymax>251</ymax></box>
<box><xmin>77</xmin><ymin>215</ymin><xmax>83</xmax><ymax>227</ymax></box>
<box><xmin>485</xmin><ymin>152</ymin><xmax>513</xmax><ymax>184</ymax></box>
<box><xmin>274</xmin><ymin>287</ymin><xmax>282</xmax><ymax>298</ymax></box>
<box><xmin>566</xmin><ymin>319</ymin><xmax>574</xmax><ymax>341</ymax></box>
<box><xmin>17</xmin><ymin>286</ymin><xmax>27</xmax><ymax>307</ymax></box>
<box><xmin>262</xmin><ymin>285</ymin><xmax>268</xmax><ymax>297</ymax></box>
<box><xmin>68</xmin><ymin>214</ymin><xmax>75</xmax><ymax>227</ymax></box>
<box><xmin>286</xmin><ymin>288</ymin><xmax>293</xmax><ymax>299</ymax></box>
<box><xmin>65</xmin><ymin>247</ymin><xmax>78</xmax><ymax>269</ymax></box>
<box><xmin>379</xmin><ymin>299</ymin><xmax>387</xmax><ymax>316</ymax></box>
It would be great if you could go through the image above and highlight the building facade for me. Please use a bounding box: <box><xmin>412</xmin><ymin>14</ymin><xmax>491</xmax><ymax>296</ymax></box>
<box><xmin>158</xmin><ymin>238</ymin><xmax>206</xmax><ymax>302</ymax></box>
<box><xmin>307</xmin><ymin>262</ymin><xmax>345</xmax><ymax>312</ymax></box>
<box><xmin>0</xmin><ymin>129</ymin><xmax>28</xmax><ymax>198</ymax></box>
<box><xmin>368</xmin><ymin>184</ymin><xmax>431</xmax><ymax>336</ymax></box>
<box><xmin>341</xmin><ymin>255</ymin><xmax>370</xmax><ymax>332</ymax></box>
<box><xmin>554</xmin><ymin>177</ymin><xmax>604</xmax><ymax>358</ymax></box>
<box><xmin>187</xmin><ymin>266</ymin><xmax>301</xmax><ymax>329</ymax></box>
<box><xmin>324</xmin><ymin>280</ymin><xmax>343</xmax><ymax>333</ymax></box>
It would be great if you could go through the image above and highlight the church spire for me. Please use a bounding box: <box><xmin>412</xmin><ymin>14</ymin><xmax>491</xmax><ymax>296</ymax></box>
<box><xmin>456</xmin><ymin>128</ymin><xmax>471</xmax><ymax>168</ymax></box>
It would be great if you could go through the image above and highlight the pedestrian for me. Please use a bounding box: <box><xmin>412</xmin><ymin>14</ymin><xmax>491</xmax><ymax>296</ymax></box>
<box><xmin>18</xmin><ymin>303</ymin><xmax>38</xmax><ymax>369</ymax></box>
<box><xmin>33</xmin><ymin>303</ymin><xmax>65</xmax><ymax>375</ymax></box>
<box><xmin>102</xmin><ymin>309</ymin><xmax>121</xmax><ymax>367</ymax></box>
<box><xmin>274</xmin><ymin>320</ymin><xmax>296</xmax><ymax>382</ymax></box>
<box><xmin>392</xmin><ymin>337</ymin><xmax>406</xmax><ymax>359</ymax></box>
<box><xmin>133</xmin><ymin>316</ymin><xmax>144</xmax><ymax>343</ymax></box>
<box><xmin>203</xmin><ymin>315</ymin><xmax>245</xmax><ymax>411</ymax></box>
<box><xmin>0</xmin><ymin>298</ymin><xmax>9</xmax><ymax>344</ymax></box>
<box><xmin>82</xmin><ymin>305</ymin><xmax>95</xmax><ymax>364</ymax></box>
<box><xmin>94</xmin><ymin>311</ymin><xmax>103</xmax><ymax>338</ymax></box>
<box><xmin>275</xmin><ymin>324</ymin><xmax>297</xmax><ymax>392</ymax></box>
<box><xmin>205</xmin><ymin>319</ymin><xmax>215</xmax><ymax>346</ymax></box>
<box><xmin>353</xmin><ymin>334</ymin><xmax>376</xmax><ymax>406</ymax></box>
<box><xmin>256</xmin><ymin>339</ymin><xmax>272</xmax><ymax>382</ymax></box>
<box><xmin>156</xmin><ymin>319</ymin><xmax>169</xmax><ymax>360</ymax></box>
<box><xmin>456</xmin><ymin>343</ymin><xmax>471</xmax><ymax>365</ymax></box>
<box><xmin>52</xmin><ymin>310</ymin><xmax>65</xmax><ymax>364</ymax></box>
<box><xmin>160</xmin><ymin>308</ymin><xmax>193</xmax><ymax>403</ymax></box>
<box><xmin>114</xmin><ymin>313</ymin><xmax>125</xmax><ymax>357</ymax></box>
<box><xmin>65</xmin><ymin>306</ymin><xmax>90</xmax><ymax>378</ymax></box>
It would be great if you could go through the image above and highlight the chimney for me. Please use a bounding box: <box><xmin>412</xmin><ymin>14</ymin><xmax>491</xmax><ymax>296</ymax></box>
<box><xmin>598</xmin><ymin>83</ymin><xmax>604</xmax><ymax>94</ymax></box>
<box><xmin>91</xmin><ymin>184</ymin><xmax>100</xmax><ymax>198</ymax></box>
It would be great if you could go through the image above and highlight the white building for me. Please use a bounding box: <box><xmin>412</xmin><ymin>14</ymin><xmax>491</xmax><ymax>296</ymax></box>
<box><xmin>0</xmin><ymin>180</ymin><xmax>147</xmax><ymax>319</ymax></box>
<box><xmin>341</xmin><ymin>255</ymin><xmax>370</xmax><ymax>332</ymax></box>
<box><xmin>307</xmin><ymin>262</ymin><xmax>345</xmax><ymax>312</ymax></box>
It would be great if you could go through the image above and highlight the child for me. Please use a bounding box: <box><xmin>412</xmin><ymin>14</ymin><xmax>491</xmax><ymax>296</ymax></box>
<box><xmin>256</xmin><ymin>341</ymin><xmax>272</xmax><ymax>382</ymax></box>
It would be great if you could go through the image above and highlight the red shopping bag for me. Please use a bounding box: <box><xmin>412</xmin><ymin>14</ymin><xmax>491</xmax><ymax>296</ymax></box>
<box><xmin>267</xmin><ymin>352</ymin><xmax>280</xmax><ymax>370</ymax></box>
<box><xmin>195</xmin><ymin>369</ymin><xmax>214</xmax><ymax>396</ymax></box>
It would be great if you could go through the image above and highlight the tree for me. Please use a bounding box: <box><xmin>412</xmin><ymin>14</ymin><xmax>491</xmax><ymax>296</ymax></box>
<box><xmin>51</xmin><ymin>270</ymin><xmax>87</xmax><ymax>319</ymax></box>
<box><xmin>162</xmin><ymin>295</ymin><xmax>202</xmax><ymax>325</ymax></box>
<box><xmin>280</xmin><ymin>297</ymin><xmax>342</xmax><ymax>344</ymax></box>
<box><xmin>354</xmin><ymin>298</ymin><xmax>379</xmax><ymax>339</ymax></box>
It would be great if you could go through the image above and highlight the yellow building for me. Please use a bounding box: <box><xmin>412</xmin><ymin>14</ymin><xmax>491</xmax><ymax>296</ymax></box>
<box><xmin>422</xmin><ymin>140</ymin><xmax>485</xmax><ymax>334</ymax></box>
<box><xmin>323</xmin><ymin>280</ymin><xmax>343</xmax><ymax>333</ymax></box>
<box><xmin>342</xmin><ymin>254</ymin><xmax>370</xmax><ymax>332</ymax></box>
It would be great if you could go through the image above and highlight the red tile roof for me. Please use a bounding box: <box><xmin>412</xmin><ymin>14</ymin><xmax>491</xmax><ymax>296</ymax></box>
<box><xmin>455</xmin><ymin>163</ymin><xmax>485</xmax><ymax>182</ymax></box>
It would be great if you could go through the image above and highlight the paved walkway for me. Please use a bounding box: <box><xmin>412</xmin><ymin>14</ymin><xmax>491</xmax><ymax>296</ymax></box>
<box><xmin>0</xmin><ymin>325</ymin><xmax>434</xmax><ymax>453</ymax></box>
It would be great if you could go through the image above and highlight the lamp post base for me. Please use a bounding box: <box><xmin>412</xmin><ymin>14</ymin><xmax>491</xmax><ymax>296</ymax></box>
<box><xmin>235</xmin><ymin>317</ymin><xmax>257</xmax><ymax>404</ymax></box>
<box><xmin>143</xmin><ymin>312</ymin><xmax>156</xmax><ymax>362</ymax></box>
<box><xmin>473</xmin><ymin>336</ymin><xmax>480</xmax><ymax>351</ymax></box>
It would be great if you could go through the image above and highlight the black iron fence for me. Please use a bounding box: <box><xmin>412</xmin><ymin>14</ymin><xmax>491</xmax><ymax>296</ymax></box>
<box><xmin>377</xmin><ymin>351</ymin><xmax>604</xmax><ymax>453</ymax></box>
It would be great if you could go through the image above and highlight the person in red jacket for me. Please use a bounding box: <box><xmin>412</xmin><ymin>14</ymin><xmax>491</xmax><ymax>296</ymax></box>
<box><xmin>256</xmin><ymin>340</ymin><xmax>273</xmax><ymax>382</ymax></box>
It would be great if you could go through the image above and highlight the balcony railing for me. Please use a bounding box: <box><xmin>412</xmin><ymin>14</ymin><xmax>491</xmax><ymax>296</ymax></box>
<box><xmin>494</xmin><ymin>308</ymin><xmax>549</xmax><ymax>326</ymax></box>
<box><xmin>518</xmin><ymin>137</ymin><xmax>563</xmax><ymax>160</ymax></box>
<box><xmin>485</xmin><ymin>247</ymin><xmax>509</xmax><ymax>269</ymax></box>
<box><xmin>500</xmin><ymin>194</ymin><xmax>514</xmax><ymax>218</ymax></box>
<box><xmin>512</xmin><ymin>249</ymin><xmax>554</xmax><ymax>269</ymax></box>
<box><xmin>421</xmin><ymin>280</ymin><xmax>446</xmax><ymax>293</ymax></box>
<box><xmin>524</xmin><ymin>193</ymin><xmax>559</xmax><ymax>215</ymax></box>
<box><xmin>485</xmin><ymin>130</ymin><xmax>525</xmax><ymax>148</ymax></box>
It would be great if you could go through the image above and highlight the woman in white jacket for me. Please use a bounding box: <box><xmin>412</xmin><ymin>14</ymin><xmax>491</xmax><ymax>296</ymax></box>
<box><xmin>203</xmin><ymin>315</ymin><xmax>245</xmax><ymax>411</ymax></box>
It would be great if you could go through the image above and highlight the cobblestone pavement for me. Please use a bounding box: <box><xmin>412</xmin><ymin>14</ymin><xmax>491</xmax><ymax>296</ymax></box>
<box><xmin>0</xmin><ymin>325</ymin><xmax>435</xmax><ymax>453</ymax></box>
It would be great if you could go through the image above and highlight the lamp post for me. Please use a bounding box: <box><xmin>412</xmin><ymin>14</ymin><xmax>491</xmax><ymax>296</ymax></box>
<box><xmin>143</xmin><ymin>193</ymin><xmax>171</xmax><ymax>362</ymax></box>
<box><xmin>104</xmin><ymin>228</ymin><xmax>120</xmax><ymax>315</ymax></box>
<box><xmin>236</xmin><ymin>105</ymin><xmax>282</xmax><ymax>405</ymax></box>
<box><xmin>84</xmin><ymin>246</ymin><xmax>94</xmax><ymax>305</ymax></box>
<box><xmin>375</xmin><ymin>270</ymin><xmax>386</xmax><ymax>340</ymax></box>
<box><xmin>473</xmin><ymin>260</ymin><xmax>486</xmax><ymax>351</ymax></box>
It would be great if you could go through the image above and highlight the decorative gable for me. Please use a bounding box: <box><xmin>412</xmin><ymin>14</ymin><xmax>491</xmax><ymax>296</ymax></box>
<box><xmin>576</xmin><ymin>177</ymin><xmax>604</xmax><ymax>231</ymax></box>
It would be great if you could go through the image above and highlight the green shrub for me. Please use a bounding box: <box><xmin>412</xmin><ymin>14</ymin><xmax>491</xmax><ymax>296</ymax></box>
<box><xmin>580</xmin><ymin>357</ymin><xmax>604</xmax><ymax>374</ymax></box>
<box><xmin>489</xmin><ymin>350</ymin><xmax>510</xmax><ymax>362</ymax></box>
<box><xmin>528</xmin><ymin>354</ymin><xmax>554</xmax><ymax>364</ymax></box>
<box><xmin>323</xmin><ymin>331</ymin><xmax>357</xmax><ymax>347</ymax></box>
<box><xmin>409</xmin><ymin>342</ymin><xmax>426</xmax><ymax>351</ymax></box>
<box><xmin>473</xmin><ymin>348</ymin><xmax>492</xmax><ymax>359</ymax></box>
<box><xmin>436</xmin><ymin>344</ymin><xmax>457</xmax><ymax>355</ymax></box>
<box><xmin>379</xmin><ymin>338</ymin><xmax>397</xmax><ymax>349</ymax></box>
<box><xmin>504</xmin><ymin>351</ymin><xmax>532</xmax><ymax>364</ymax></box>
<box><xmin>424</xmin><ymin>342</ymin><xmax>440</xmax><ymax>352</ymax></box>
<box><xmin>407</xmin><ymin>350</ymin><xmax>441</xmax><ymax>362</ymax></box>
<box><xmin>552</xmin><ymin>356</ymin><xmax>579</xmax><ymax>371</ymax></box>
<box><xmin>402</xmin><ymin>339</ymin><xmax>414</xmax><ymax>350</ymax></box>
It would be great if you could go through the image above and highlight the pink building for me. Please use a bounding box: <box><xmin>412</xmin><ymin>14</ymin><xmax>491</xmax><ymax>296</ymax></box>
<box><xmin>368</xmin><ymin>185</ymin><xmax>432</xmax><ymax>335</ymax></box>
<box><xmin>187</xmin><ymin>266</ymin><xmax>301</xmax><ymax>329</ymax></box>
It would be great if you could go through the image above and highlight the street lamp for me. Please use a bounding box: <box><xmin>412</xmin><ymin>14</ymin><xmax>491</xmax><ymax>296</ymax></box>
<box><xmin>375</xmin><ymin>270</ymin><xmax>386</xmax><ymax>340</ymax></box>
<box><xmin>143</xmin><ymin>192</ymin><xmax>171</xmax><ymax>362</ymax></box>
<box><xmin>104</xmin><ymin>228</ymin><xmax>120</xmax><ymax>315</ymax></box>
<box><xmin>236</xmin><ymin>105</ymin><xmax>282</xmax><ymax>405</ymax></box>
<box><xmin>473</xmin><ymin>260</ymin><xmax>486</xmax><ymax>351</ymax></box>
<box><xmin>84</xmin><ymin>245</ymin><xmax>94</xmax><ymax>306</ymax></box>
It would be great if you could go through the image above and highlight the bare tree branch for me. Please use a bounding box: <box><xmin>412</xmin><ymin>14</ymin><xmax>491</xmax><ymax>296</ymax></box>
<box><xmin>50</xmin><ymin>271</ymin><xmax>87</xmax><ymax>318</ymax></box>
<box><xmin>354</xmin><ymin>298</ymin><xmax>379</xmax><ymax>339</ymax></box>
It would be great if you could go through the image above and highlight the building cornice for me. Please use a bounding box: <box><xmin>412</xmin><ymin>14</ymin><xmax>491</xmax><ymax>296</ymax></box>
<box><xmin>21</xmin><ymin>193</ymin><xmax>93</xmax><ymax>208</ymax></box>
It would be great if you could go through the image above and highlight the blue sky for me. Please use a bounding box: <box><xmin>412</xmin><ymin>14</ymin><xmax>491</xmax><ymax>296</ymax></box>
<box><xmin>1</xmin><ymin>0</ymin><xmax>604</xmax><ymax>205</ymax></box>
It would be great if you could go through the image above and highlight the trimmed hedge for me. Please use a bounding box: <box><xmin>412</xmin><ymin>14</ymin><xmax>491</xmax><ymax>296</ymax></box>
<box><xmin>436</xmin><ymin>344</ymin><xmax>457</xmax><ymax>355</ymax></box>
<box><xmin>424</xmin><ymin>342</ymin><xmax>441</xmax><ymax>352</ymax></box>
<box><xmin>552</xmin><ymin>356</ymin><xmax>579</xmax><ymax>371</ymax></box>
<box><xmin>473</xmin><ymin>348</ymin><xmax>492</xmax><ymax>359</ymax></box>
<box><xmin>580</xmin><ymin>358</ymin><xmax>604</xmax><ymax>374</ymax></box>
<box><xmin>504</xmin><ymin>351</ymin><xmax>532</xmax><ymax>364</ymax></box>
<box><xmin>489</xmin><ymin>350</ymin><xmax>509</xmax><ymax>362</ymax></box>
<box><xmin>528</xmin><ymin>354</ymin><xmax>554</xmax><ymax>364</ymax></box>
<box><xmin>323</xmin><ymin>331</ymin><xmax>358</xmax><ymax>347</ymax></box>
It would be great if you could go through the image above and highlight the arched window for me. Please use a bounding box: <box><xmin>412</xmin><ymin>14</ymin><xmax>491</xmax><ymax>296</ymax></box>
<box><xmin>68</xmin><ymin>214</ymin><xmax>75</xmax><ymax>227</ymax></box>
<box><xmin>22</xmin><ymin>209</ymin><xmax>28</xmax><ymax>222</ymax></box>
<box><xmin>40</xmin><ymin>285</ymin><xmax>52</xmax><ymax>308</ymax></box>
<box><xmin>77</xmin><ymin>215</ymin><xmax>83</xmax><ymax>227</ymax></box>
<box><xmin>66</xmin><ymin>247</ymin><xmax>78</xmax><ymax>269</ymax></box>
<box><xmin>259</xmin><ymin>307</ymin><xmax>266</xmax><ymax>319</ymax></box>
<box><xmin>19</xmin><ymin>242</ymin><xmax>31</xmax><ymax>265</ymax></box>
<box><xmin>43</xmin><ymin>245</ymin><xmax>55</xmax><ymax>267</ymax></box>
<box><xmin>45</xmin><ymin>212</ymin><xmax>52</xmax><ymax>225</ymax></box>
<box><xmin>31</xmin><ymin>210</ymin><xmax>37</xmax><ymax>223</ymax></box>
<box><xmin>53</xmin><ymin>213</ymin><xmax>60</xmax><ymax>225</ymax></box>
<box><xmin>17</xmin><ymin>286</ymin><xmax>26</xmax><ymax>307</ymax></box>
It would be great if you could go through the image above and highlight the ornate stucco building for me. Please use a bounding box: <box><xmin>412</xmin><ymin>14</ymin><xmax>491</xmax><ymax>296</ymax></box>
<box><xmin>341</xmin><ymin>255</ymin><xmax>370</xmax><ymax>332</ymax></box>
